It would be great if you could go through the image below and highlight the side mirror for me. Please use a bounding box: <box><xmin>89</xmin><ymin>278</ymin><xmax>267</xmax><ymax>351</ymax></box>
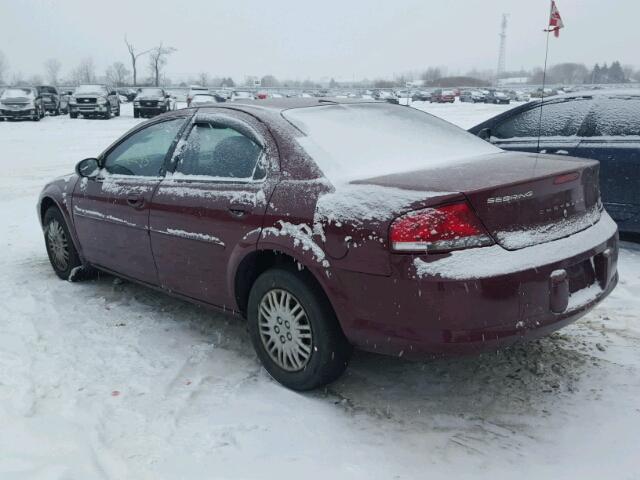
<box><xmin>109</xmin><ymin>90</ymin><xmax>117</xmax><ymax>96</ymax></box>
<box><xmin>76</xmin><ymin>158</ymin><xmax>100</xmax><ymax>178</ymax></box>
<box><xmin>478</xmin><ymin>128</ymin><xmax>492</xmax><ymax>141</ymax></box>
<box><xmin>165</xmin><ymin>93</ymin><xmax>170</xmax><ymax>98</ymax></box>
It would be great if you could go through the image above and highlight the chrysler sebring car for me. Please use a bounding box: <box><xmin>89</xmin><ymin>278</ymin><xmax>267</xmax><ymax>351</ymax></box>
<box><xmin>38</xmin><ymin>99</ymin><xmax>618</xmax><ymax>390</ymax></box>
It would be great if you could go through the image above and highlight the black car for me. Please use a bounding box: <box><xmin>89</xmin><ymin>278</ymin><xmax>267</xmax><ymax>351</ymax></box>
<box><xmin>469</xmin><ymin>90</ymin><xmax>640</xmax><ymax>234</ymax></box>
<box><xmin>411</xmin><ymin>90</ymin><xmax>431</xmax><ymax>102</ymax></box>
<box><xmin>117</xmin><ymin>88</ymin><xmax>137</xmax><ymax>102</ymax></box>
<box><xmin>0</xmin><ymin>86</ymin><xmax>45</xmax><ymax>121</ymax></box>
<box><xmin>484</xmin><ymin>90</ymin><xmax>511</xmax><ymax>104</ymax></box>
<box><xmin>36</xmin><ymin>85</ymin><xmax>61</xmax><ymax>115</ymax></box>
<box><xmin>133</xmin><ymin>87</ymin><xmax>172</xmax><ymax>118</ymax></box>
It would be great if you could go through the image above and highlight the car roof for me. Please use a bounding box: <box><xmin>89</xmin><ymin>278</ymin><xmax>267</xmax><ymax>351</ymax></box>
<box><xmin>202</xmin><ymin>97</ymin><xmax>381</xmax><ymax>114</ymax></box>
<box><xmin>546</xmin><ymin>88</ymin><xmax>640</xmax><ymax>100</ymax></box>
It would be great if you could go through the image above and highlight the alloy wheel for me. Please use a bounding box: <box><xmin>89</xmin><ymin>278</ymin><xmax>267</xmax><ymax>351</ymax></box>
<box><xmin>258</xmin><ymin>288</ymin><xmax>313</xmax><ymax>372</ymax></box>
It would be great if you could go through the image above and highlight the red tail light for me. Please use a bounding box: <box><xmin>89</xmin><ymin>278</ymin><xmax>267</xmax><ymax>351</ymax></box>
<box><xmin>390</xmin><ymin>201</ymin><xmax>494</xmax><ymax>253</ymax></box>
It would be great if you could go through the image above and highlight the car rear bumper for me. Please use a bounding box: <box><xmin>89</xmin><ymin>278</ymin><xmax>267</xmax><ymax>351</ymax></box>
<box><xmin>333</xmin><ymin>212</ymin><xmax>619</xmax><ymax>358</ymax></box>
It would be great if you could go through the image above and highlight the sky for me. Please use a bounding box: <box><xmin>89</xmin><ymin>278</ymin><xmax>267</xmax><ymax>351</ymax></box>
<box><xmin>0</xmin><ymin>0</ymin><xmax>638</xmax><ymax>83</ymax></box>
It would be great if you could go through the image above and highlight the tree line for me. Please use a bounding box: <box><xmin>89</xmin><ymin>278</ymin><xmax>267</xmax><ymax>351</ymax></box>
<box><xmin>0</xmin><ymin>37</ymin><xmax>176</xmax><ymax>88</ymax></box>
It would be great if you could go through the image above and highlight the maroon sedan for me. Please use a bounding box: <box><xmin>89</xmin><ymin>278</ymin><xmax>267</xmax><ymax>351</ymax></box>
<box><xmin>38</xmin><ymin>99</ymin><xmax>618</xmax><ymax>390</ymax></box>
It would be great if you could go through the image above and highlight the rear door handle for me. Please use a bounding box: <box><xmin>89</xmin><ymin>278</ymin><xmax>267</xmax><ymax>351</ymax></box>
<box><xmin>127</xmin><ymin>196</ymin><xmax>145</xmax><ymax>209</ymax></box>
<box><xmin>228</xmin><ymin>207</ymin><xmax>248</xmax><ymax>218</ymax></box>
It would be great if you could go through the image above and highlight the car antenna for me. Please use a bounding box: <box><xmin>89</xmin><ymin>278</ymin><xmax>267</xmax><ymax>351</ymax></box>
<box><xmin>537</xmin><ymin>1</ymin><xmax>565</xmax><ymax>154</ymax></box>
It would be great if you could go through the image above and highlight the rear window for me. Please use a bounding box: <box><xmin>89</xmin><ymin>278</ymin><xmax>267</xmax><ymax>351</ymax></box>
<box><xmin>493</xmin><ymin>98</ymin><xmax>593</xmax><ymax>139</ymax></box>
<box><xmin>586</xmin><ymin>97</ymin><xmax>640</xmax><ymax>137</ymax></box>
<box><xmin>282</xmin><ymin>103</ymin><xmax>502</xmax><ymax>185</ymax></box>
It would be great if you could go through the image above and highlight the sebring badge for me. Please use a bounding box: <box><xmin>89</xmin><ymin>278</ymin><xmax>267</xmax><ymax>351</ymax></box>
<box><xmin>487</xmin><ymin>191</ymin><xmax>534</xmax><ymax>204</ymax></box>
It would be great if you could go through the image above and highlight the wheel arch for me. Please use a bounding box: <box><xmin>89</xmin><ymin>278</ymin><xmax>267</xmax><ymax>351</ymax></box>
<box><xmin>231</xmin><ymin>246</ymin><xmax>341</xmax><ymax>330</ymax></box>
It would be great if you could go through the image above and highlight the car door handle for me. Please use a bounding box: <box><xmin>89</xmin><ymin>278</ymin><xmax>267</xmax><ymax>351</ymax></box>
<box><xmin>228</xmin><ymin>207</ymin><xmax>249</xmax><ymax>218</ymax></box>
<box><xmin>126</xmin><ymin>196</ymin><xmax>145</xmax><ymax>209</ymax></box>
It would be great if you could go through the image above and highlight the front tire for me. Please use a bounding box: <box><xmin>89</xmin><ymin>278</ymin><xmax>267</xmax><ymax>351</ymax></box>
<box><xmin>133</xmin><ymin>108</ymin><xmax>139</xmax><ymax>118</ymax></box>
<box><xmin>247</xmin><ymin>268</ymin><xmax>352</xmax><ymax>391</ymax></box>
<box><xmin>43</xmin><ymin>207</ymin><xmax>82</xmax><ymax>280</ymax></box>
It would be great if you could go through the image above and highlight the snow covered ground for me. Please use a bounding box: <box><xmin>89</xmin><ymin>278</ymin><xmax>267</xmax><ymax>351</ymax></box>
<box><xmin>1</xmin><ymin>102</ymin><xmax>639</xmax><ymax>479</ymax></box>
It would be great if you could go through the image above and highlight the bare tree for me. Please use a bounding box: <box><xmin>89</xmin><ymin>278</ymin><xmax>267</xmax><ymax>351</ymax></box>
<box><xmin>148</xmin><ymin>43</ymin><xmax>176</xmax><ymax>87</ymax></box>
<box><xmin>197</xmin><ymin>72</ymin><xmax>209</xmax><ymax>86</ymax></box>
<box><xmin>71</xmin><ymin>58</ymin><xmax>96</xmax><ymax>85</ymax></box>
<box><xmin>44</xmin><ymin>58</ymin><xmax>62</xmax><ymax>85</ymax></box>
<box><xmin>0</xmin><ymin>50</ymin><xmax>7</xmax><ymax>85</ymax></box>
<box><xmin>105</xmin><ymin>62</ymin><xmax>131</xmax><ymax>87</ymax></box>
<box><xmin>124</xmin><ymin>35</ymin><xmax>151</xmax><ymax>86</ymax></box>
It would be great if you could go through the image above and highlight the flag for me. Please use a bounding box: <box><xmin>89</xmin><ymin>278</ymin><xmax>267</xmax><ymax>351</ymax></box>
<box><xmin>547</xmin><ymin>1</ymin><xmax>564</xmax><ymax>37</ymax></box>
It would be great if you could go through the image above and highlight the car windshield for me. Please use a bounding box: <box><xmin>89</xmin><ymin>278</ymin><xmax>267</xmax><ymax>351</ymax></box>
<box><xmin>283</xmin><ymin>103</ymin><xmax>502</xmax><ymax>185</ymax></box>
<box><xmin>139</xmin><ymin>88</ymin><xmax>163</xmax><ymax>96</ymax></box>
<box><xmin>75</xmin><ymin>85</ymin><xmax>107</xmax><ymax>95</ymax></box>
<box><xmin>1</xmin><ymin>88</ymin><xmax>34</xmax><ymax>100</ymax></box>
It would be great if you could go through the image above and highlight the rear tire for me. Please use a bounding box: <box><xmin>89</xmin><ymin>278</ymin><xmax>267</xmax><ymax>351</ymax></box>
<box><xmin>43</xmin><ymin>207</ymin><xmax>82</xmax><ymax>280</ymax></box>
<box><xmin>70</xmin><ymin>112</ymin><xmax>78</xmax><ymax>119</ymax></box>
<box><xmin>247</xmin><ymin>268</ymin><xmax>352</xmax><ymax>391</ymax></box>
<box><xmin>133</xmin><ymin>108</ymin><xmax>139</xmax><ymax>118</ymax></box>
<box><xmin>115</xmin><ymin>104</ymin><xmax>120</xmax><ymax>116</ymax></box>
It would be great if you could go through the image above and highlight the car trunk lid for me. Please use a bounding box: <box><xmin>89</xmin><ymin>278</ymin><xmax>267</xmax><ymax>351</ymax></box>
<box><xmin>354</xmin><ymin>151</ymin><xmax>602</xmax><ymax>250</ymax></box>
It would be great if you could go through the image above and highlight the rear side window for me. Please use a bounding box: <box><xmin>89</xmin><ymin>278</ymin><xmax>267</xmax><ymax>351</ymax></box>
<box><xmin>586</xmin><ymin>97</ymin><xmax>640</xmax><ymax>137</ymax></box>
<box><xmin>175</xmin><ymin>123</ymin><xmax>264</xmax><ymax>180</ymax></box>
<box><xmin>493</xmin><ymin>99</ymin><xmax>593</xmax><ymax>139</ymax></box>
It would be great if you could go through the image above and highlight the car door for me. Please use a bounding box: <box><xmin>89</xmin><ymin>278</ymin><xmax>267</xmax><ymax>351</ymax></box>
<box><xmin>575</xmin><ymin>95</ymin><xmax>640</xmax><ymax>226</ymax></box>
<box><xmin>149</xmin><ymin>110</ymin><xmax>279</xmax><ymax>307</ymax></box>
<box><xmin>487</xmin><ymin>97</ymin><xmax>594</xmax><ymax>156</ymax></box>
<box><xmin>72</xmin><ymin>115</ymin><xmax>190</xmax><ymax>283</ymax></box>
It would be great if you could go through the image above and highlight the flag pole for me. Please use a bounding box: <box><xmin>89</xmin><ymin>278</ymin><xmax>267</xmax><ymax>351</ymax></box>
<box><xmin>536</xmin><ymin>28</ymin><xmax>551</xmax><ymax>153</ymax></box>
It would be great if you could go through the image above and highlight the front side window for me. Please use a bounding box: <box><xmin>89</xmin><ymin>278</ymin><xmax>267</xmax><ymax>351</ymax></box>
<box><xmin>103</xmin><ymin>118</ymin><xmax>186</xmax><ymax>176</ymax></box>
<box><xmin>175</xmin><ymin>123</ymin><xmax>264</xmax><ymax>180</ymax></box>
<box><xmin>493</xmin><ymin>98</ymin><xmax>593</xmax><ymax>139</ymax></box>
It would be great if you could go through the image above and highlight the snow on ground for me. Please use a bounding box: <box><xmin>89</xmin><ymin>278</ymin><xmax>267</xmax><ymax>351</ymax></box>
<box><xmin>1</xmin><ymin>102</ymin><xmax>639</xmax><ymax>479</ymax></box>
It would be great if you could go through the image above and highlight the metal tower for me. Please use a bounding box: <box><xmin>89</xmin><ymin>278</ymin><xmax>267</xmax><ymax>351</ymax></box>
<box><xmin>496</xmin><ymin>14</ymin><xmax>508</xmax><ymax>82</ymax></box>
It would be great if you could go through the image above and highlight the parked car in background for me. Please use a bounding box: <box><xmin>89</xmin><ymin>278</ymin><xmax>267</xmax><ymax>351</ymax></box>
<box><xmin>36</xmin><ymin>86</ymin><xmax>61</xmax><ymax>115</ymax></box>
<box><xmin>484</xmin><ymin>90</ymin><xmax>511</xmax><ymax>104</ymax></box>
<box><xmin>0</xmin><ymin>87</ymin><xmax>44</xmax><ymax>121</ymax></box>
<box><xmin>512</xmin><ymin>91</ymin><xmax>531</xmax><ymax>102</ymax></box>
<box><xmin>117</xmin><ymin>88</ymin><xmax>137</xmax><ymax>102</ymax></box>
<box><xmin>69</xmin><ymin>84</ymin><xmax>120</xmax><ymax>119</ymax></box>
<box><xmin>230</xmin><ymin>90</ymin><xmax>255</xmax><ymax>101</ymax></box>
<box><xmin>189</xmin><ymin>93</ymin><xmax>219</xmax><ymax>106</ymax></box>
<box><xmin>372</xmin><ymin>90</ymin><xmax>399</xmax><ymax>104</ymax></box>
<box><xmin>411</xmin><ymin>90</ymin><xmax>431</xmax><ymax>102</ymax></box>
<box><xmin>59</xmin><ymin>90</ymin><xmax>73</xmax><ymax>114</ymax></box>
<box><xmin>38</xmin><ymin>99</ymin><xmax>618</xmax><ymax>391</ymax></box>
<box><xmin>430</xmin><ymin>89</ymin><xmax>456</xmax><ymax>103</ymax></box>
<box><xmin>133</xmin><ymin>87</ymin><xmax>172</xmax><ymax>118</ymax></box>
<box><xmin>459</xmin><ymin>90</ymin><xmax>485</xmax><ymax>103</ymax></box>
<box><xmin>186</xmin><ymin>85</ymin><xmax>209</xmax><ymax>106</ymax></box>
<box><xmin>469</xmin><ymin>90</ymin><xmax>640</xmax><ymax>233</ymax></box>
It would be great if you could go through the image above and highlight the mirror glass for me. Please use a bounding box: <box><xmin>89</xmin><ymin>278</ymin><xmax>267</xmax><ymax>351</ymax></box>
<box><xmin>76</xmin><ymin>158</ymin><xmax>100</xmax><ymax>178</ymax></box>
